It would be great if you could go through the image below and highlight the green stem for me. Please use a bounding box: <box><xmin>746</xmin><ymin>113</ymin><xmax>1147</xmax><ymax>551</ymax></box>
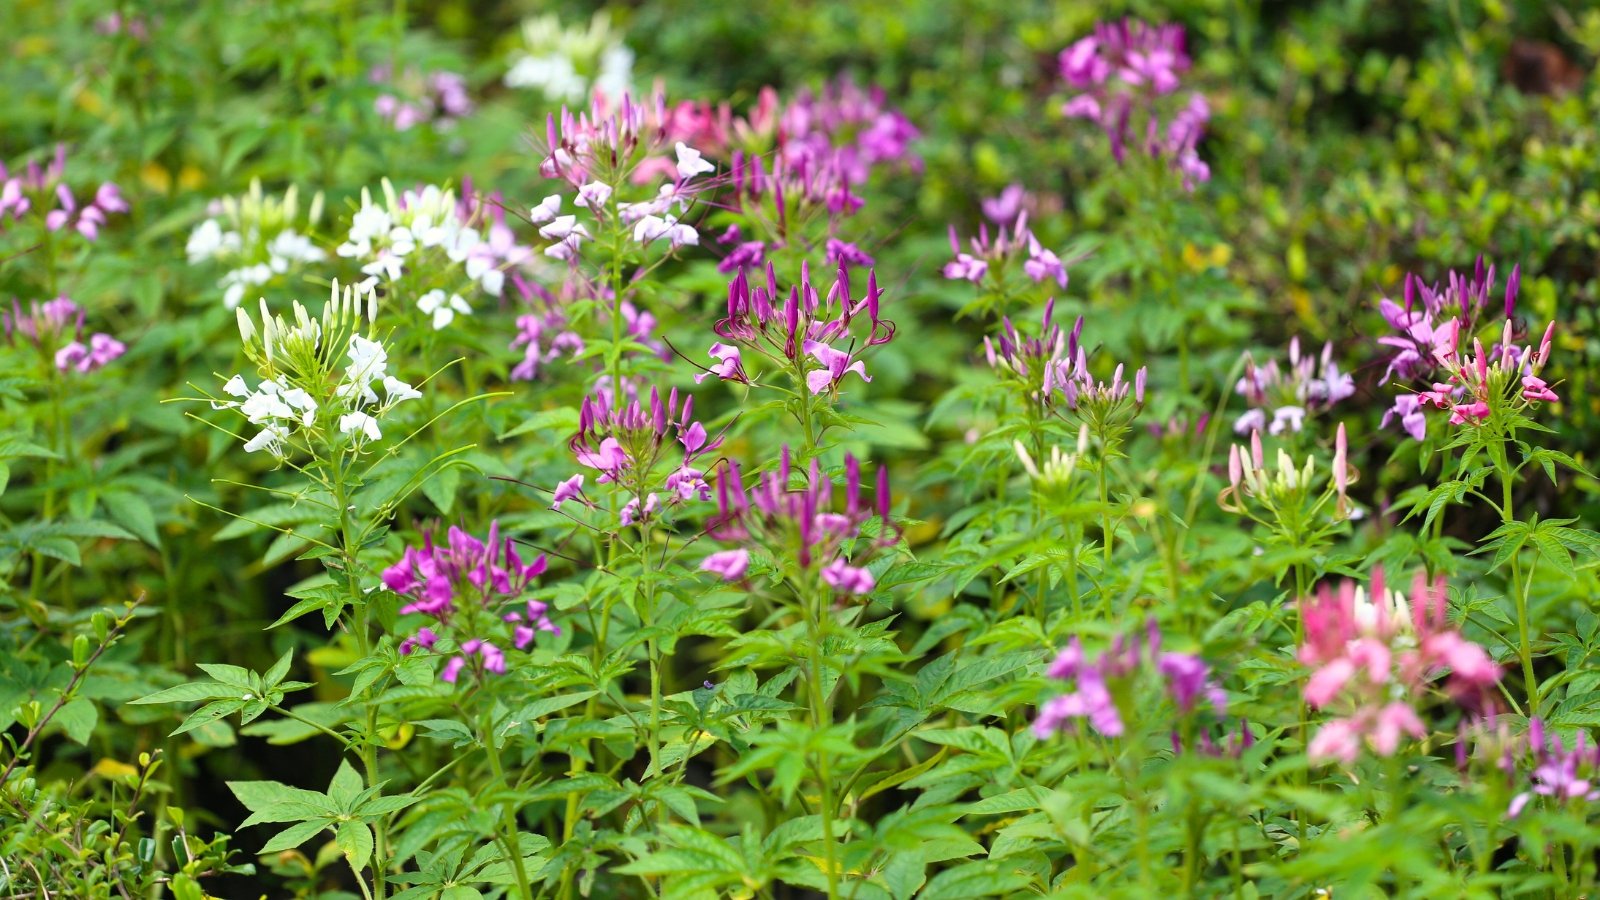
<box><xmin>1293</xmin><ymin>559</ymin><xmax>1311</xmax><ymax>852</ymax></box>
<box><xmin>640</xmin><ymin>522</ymin><xmax>664</xmax><ymax>793</ymax></box>
<box><xmin>482</xmin><ymin>709</ymin><xmax>534</xmax><ymax>899</ymax></box>
<box><xmin>333</xmin><ymin>458</ymin><xmax>388</xmax><ymax>899</ymax></box>
<box><xmin>806</xmin><ymin>589</ymin><xmax>842</xmax><ymax>900</ymax></box>
<box><xmin>1501</xmin><ymin>466</ymin><xmax>1539</xmax><ymax>714</ymax></box>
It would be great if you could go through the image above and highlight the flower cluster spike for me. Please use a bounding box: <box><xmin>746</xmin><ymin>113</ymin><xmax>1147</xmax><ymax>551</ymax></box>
<box><xmin>383</xmin><ymin>521</ymin><xmax>555</xmax><ymax>684</ymax></box>
<box><xmin>982</xmin><ymin>299</ymin><xmax>1084</xmax><ymax>406</ymax></box>
<box><xmin>553</xmin><ymin>383</ymin><xmax>720</xmax><ymax>526</ymax></box>
<box><xmin>1298</xmin><ymin>569</ymin><xmax>1500</xmax><ymax>765</ymax></box>
<box><xmin>943</xmin><ymin>212</ymin><xmax>1068</xmax><ymax>288</ymax></box>
<box><xmin>702</xmin><ymin>448</ymin><xmax>896</xmax><ymax>596</ymax></box>
<box><xmin>1505</xmin><ymin>718</ymin><xmax>1600</xmax><ymax>818</ymax></box>
<box><xmin>1220</xmin><ymin>424</ymin><xmax>1357</xmax><ymax>521</ymax></box>
<box><xmin>1058</xmin><ymin>19</ymin><xmax>1211</xmax><ymax>189</ymax></box>
<box><xmin>700</xmin><ymin>259</ymin><xmax>894</xmax><ymax>396</ymax></box>
<box><xmin>1233</xmin><ymin>337</ymin><xmax>1355</xmax><ymax>436</ymax></box>
<box><xmin>1376</xmin><ymin>256</ymin><xmax>1551</xmax><ymax>440</ymax></box>
<box><xmin>1034</xmin><ymin>619</ymin><xmax>1227</xmax><ymax>740</ymax></box>
<box><xmin>2</xmin><ymin>295</ymin><xmax>126</xmax><ymax>375</ymax></box>
<box><xmin>1</xmin><ymin>144</ymin><xmax>128</xmax><ymax>238</ymax></box>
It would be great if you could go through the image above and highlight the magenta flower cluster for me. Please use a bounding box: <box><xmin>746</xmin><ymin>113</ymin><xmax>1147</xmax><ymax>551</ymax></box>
<box><xmin>675</xmin><ymin>79</ymin><xmax>918</xmax><ymax>235</ymax></box>
<box><xmin>1034</xmin><ymin>619</ymin><xmax>1225</xmax><ymax>740</ymax></box>
<box><xmin>1299</xmin><ymin>570</ymin><xmax>1500</xmax><ymax>765</ymax></box>
<box><xmin>1375</xmin><ymin>257</ymin><xmax>1548</xmax><ymax>440</ymax></box>
<box><xmin>1</xmin><ymin>146</ymin><xmax>128</xmax><ymax>239</ymax></box>
<box><xmin>702</xmin><ymin>449</ymin><xmax>894</xmax><ymax>596</ymax></box>
<box><xmin>382</xmin><ymin>522</ymin><xmax>556</xmax><ymax>683</ymax></box>
<box><xmin>1503</xmin><ymin>719</ymin><xmax>1600</xmax><ymax>818</ymax></box>
<box><xmin>1059</xmin><ymin>19</ymin><xmax>1211</xmax><ymax>189</ymax></box>
<box><xmin>2</xmin><ymin>296</ymin><xmax>126</xmax><ymax>374</ymax></box>
<box><xmin>552</xmin><ymin>384</ymin><xmax>721</xmax><ymax>526</ymax></box>
<box><xmin>943</xmin><ymin>212</ymin><xmax>1069</xmax><ymax>288</ymax></box>
<box><xmin>1233</xmin><ymin>337</ymin><xmax>1356</xmax><ymax>436</ymax></box>
<box><xmin>701</xmin><ymin>260</ymin><xmax>894</xmax><ymax>396</ymax></box>
<box><xmin>370</xmin><ymin>65</ymin><xmax>474</xmax><ymax>132</ymax></box>
<box><xmin>981</xmin><ymin>299</ymin><xmax>1083</xmax><ymax>405</ymax></box>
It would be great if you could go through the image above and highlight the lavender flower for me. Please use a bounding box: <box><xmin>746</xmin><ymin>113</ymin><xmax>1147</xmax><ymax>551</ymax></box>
<box><xmin>944</xmin><ymin>214</ymin><xmax>1071</xmax><ymax>289</ymax></box>
<box><xmin>1375</xmin><ymin>257</ymin><xmax>1537</xmax><ymax>440</ymax></box>
<box><xmin>1232</xmin><ymin>338</ymin><xmax>1355</xmax><ymax>436</ymax></box>
<box><xmin>555</xmin><ymin>384</ymin><xmax>721</xmax><ymax>525</ymax></box>
<box><xmin>2</xmin><ymin>296</ymin><xmax>126</xmax><ymax>375</ymax></box>
<box><xmin>1507</xmin><ymin>719</ymin><xmax>1600</xmax><ymax>818</ymax></box>
<box><xmin>370</xmin><ymin>65</ymin><xmax>475</xmax><ymax>132</ymax></box>
<box><xmin>1</xmin><ymin>145</ymin><xmax>128</xmax><ymax>239</ymax></box>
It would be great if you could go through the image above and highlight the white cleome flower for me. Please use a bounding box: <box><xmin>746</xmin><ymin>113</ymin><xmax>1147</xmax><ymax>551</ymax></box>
<box><xmin>674</xmin><ymin>143</ymin><xmax>715</xmax><ymax>181</ymax></box>
<box><xmin>243</xmin><ymin>423</ymin><xmax>290</xmax><ymax>456</ymax></box>
<box><xmin>339</xmin><ymin>411</ymin><xmax>382</xmax><ymax>442</ymax></box>
<box><xmin>382</xmin><ymin>375</ymin><xmax>422</xmax><ymax>405</ymax></box>
<box><xmin>417</xmin><ymin>289</ymin><xmax>473</xmax><ymax>330</ymax></box>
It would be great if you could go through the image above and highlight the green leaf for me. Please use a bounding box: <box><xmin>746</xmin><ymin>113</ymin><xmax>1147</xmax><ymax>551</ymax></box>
<box><xmin>101</xmin><ymin>491</ymin><xmax>161</xmax><ymax>548</ymax></box>
<box><xmin>420</xmin><ymin>463</ymin><xmax>462</xmax><ymax>514</ymax></box>
<box><xmin>130</xmin><ymin>681</ymin><xmax>235</xmax><ymax>705</ymax></box>
<box><xmin>263</xmin><ymin>649</ymin><xmax>295</xmax><ymax>688</ymax></box>
<box><xmin>54</xmin><ymin>696</ymin><xmax>98</xmax><ymax>745</ymax></box>
<box><xmin>918</xmin><ymin>861</ymin><xmax>1033</xmax><ymax>899</ymax></box>
<box><xmin>260</xmin><ymin>819</ymin><xmax>330</xmax><ymax>854</ymax></box>
<box><xmin>194</xmin><ymin>663</ymin><xmax>254</xmax><ymax>688</ymax></box>
<box><xmin>269</xmin><ymin>595</ymin><xmax>338</xmax><ymax>630</ymax></box>
<box><xmin>516</xmin><ymin>691</ymin><xmax>598</xmax><ymax>722</ymax></box>
<box><xmin>171</xmin><ymin>699</ymin><xmax>246</xmax><ymax>736</ymax></box>
<box><xmin>358</xmin><ymin>793</ymin><xmax>419</xmax><ymax>817</ymax></box>
<box><xmin>338</xmin><ymin>820</ymin><xmax>375</xmax><ymax>872</ymax></box>
<box><xmin>328</xmin><ymin>759</ymin><xmax>365</xmax><ymax>808</ymax></box>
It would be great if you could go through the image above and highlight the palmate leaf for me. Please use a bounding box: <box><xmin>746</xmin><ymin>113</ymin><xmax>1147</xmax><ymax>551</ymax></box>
<box><xmin>133</xmin><ymin>649</ymin><xmax>307</xmax><ymax>736</ymax></box>
<box><xmin>229</xmin><ymin>760</ymin><xmax>414</xmax><ymax>874</ymax></box>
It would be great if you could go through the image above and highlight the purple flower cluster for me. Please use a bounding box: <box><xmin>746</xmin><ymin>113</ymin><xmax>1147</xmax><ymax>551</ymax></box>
<box><xmin>982</xmin><ymin>308</ymin><xmax>1147</xmax><ymax>421</ymax></box>
<box><xmin>685</xmin><ymin>80</ymin><xmax>917</xmax><ymax>234</ymax></box>
<box><xmin>703</xmin><ymin>449</ymin><xmax>895</xmax><ymax>596</ymax></box>
<box><xmin>1034</xmin><ymin>619</ymin><xmax>1225</xmax><ymax>740</ymax></box>
<box><xmin>539</xmin><ymin>91</ymin><xmax>688</xmax><ymax>189</ymax></box>
<box><xmin>943</xmin><ymin>213</ymin><xmax>1069</xmax><ymax>288</ymax></box>
<box><xmin>981</xmin><ymin>298</ymin><xmax>1083</xmax><ymax>406</ymax></box>
<box><xmin>1233</xmin><ymin>337</ymin><xmax>1355</xmax><ymax>436</ymax></box>
<box><xmin>1376</xmin><ymin>257</ymin><xmax>1521</xmax><ymax>440</ymax></box>
<box><xmin>700</xmin><ymin>260</ymin><xmax>894</xmax><ymax>397</ymax></box>
<box><xmin>1056</xmin><ymin>350</ymin><xmax>1147</xmax><ymax>415</ymax></box>
<box><xmin>553</xmin><ymin>384</ymin><xmax>721</xmax><ymax>526</ymax></box>
<box><xmin>2</xmin><ymin>296</ymin><xmax>126</xmax><ymax>374</ymax></box>
<box><xmin>1059</xmin><ymin>19</ymin><xmax>1211</xmax><ymax>190</ymax></box>
<box><xmin>370</xmin><ymin>65</ymin><xmax>474</xmax><ymax>132</ymax></box>
<box><xmin>1</xmin><ymin>146</ymin><xmax>128</xmax><ymax>239</ymax></box>
<box><xmin>508</xmin><ymin>278</ymin><xmax>584</xmax><ymax>382</ymax></box>
<box><xmin>1504</xmin><ymin>719</ymin><xmax>1600</xmax><ymax>818</ymax></box>
<box><xmin>382</xmin><ymin>522</ymin><xmax>556</xmax><ymax>683</ymax></box>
